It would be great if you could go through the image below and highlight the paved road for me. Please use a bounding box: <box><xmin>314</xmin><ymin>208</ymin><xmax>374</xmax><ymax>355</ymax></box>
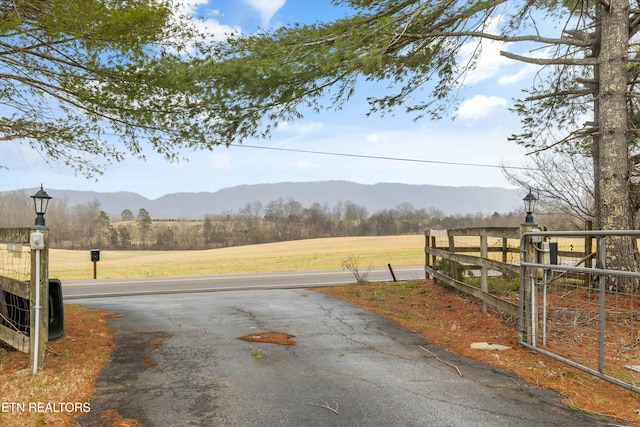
<box><xmin>74</xmin><ymin>290</ymin><xmax>621</xmax><ymax>427</ymax></box>
<box><xmin>62</xmin><ymin>265</ymin><xmax>424</xmax><ymax>299</ymax></box>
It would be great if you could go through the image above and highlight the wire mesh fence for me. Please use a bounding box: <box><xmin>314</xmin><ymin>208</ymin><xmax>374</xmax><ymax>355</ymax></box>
<box><xmin>0</xmin><ymin>229</ymin><xmax>33</xmax><ymax>352</ymax></box>
<box><xmin>520</xmin><ymin>230</ymin><xmax>640</xmax><ymax>394</ymax></box>
<box><xmin>0</xmin><ymin>242</ymin><xmax>30</xmax><ymax>281</ymax></box>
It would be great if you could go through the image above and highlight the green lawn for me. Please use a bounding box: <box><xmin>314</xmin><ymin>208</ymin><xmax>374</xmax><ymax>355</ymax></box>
<box><xmin>50</xmin><ymin>235</ymin><xmax>425</xmax><ymax>280</ymax></box>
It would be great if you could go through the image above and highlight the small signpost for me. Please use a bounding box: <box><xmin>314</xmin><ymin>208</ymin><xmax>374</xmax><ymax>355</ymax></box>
<box><xmin>90</xmin><ymin>249</ymin><xmax>100</xmax><ymax>279</ymax></box>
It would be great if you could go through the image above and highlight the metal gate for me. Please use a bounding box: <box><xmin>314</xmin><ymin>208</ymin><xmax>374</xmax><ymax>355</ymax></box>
<box><xmin>519</xmin><ymin>230</ymin><xmax>640</xmax><ymax>393</ymax></box>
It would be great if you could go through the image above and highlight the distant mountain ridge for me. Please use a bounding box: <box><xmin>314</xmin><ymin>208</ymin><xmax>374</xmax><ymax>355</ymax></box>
<box><xmin>9</xmin><ymin>181</ymin><xmax>522</xmax><ymax>219</ymax></box>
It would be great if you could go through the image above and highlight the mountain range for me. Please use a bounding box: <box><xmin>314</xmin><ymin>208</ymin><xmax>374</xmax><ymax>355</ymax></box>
<box><xmin>15</xmin><ymin>181</ymin><xmax>523</xmax><ymax>220</ymax></box>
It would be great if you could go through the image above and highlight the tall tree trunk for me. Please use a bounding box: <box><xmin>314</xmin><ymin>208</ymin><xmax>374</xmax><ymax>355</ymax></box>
<box><xmin>597</xmin><ymin>0</ymin><xmax>639</xmax><ymax>292</ymax></box>
<box><xmin>593</xmin><ymin>4</ymin><xmax>602</xmax><ymax>231</ymax></box>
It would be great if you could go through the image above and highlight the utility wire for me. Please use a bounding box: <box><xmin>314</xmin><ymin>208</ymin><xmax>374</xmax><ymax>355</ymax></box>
<box><xmin>229</xmin><ymin>143</ymin><xmax>533</xmax><ymax>171</ymax></box>
<box><xmin>96</xmin><ymin>131</ymin><xmax>535</xmax><ymax>171</ymax></box>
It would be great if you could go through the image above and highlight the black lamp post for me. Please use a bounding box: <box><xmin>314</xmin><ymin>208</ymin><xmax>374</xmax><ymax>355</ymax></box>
<box><xmin>31</xmin><ymin>185</ymin><xmax>52</xmax><ymax>228</ymax></box>
<box><xmin>522</xmin><ymin>189</ymin><xmax>537</xmax><ymax>227</ymax></box>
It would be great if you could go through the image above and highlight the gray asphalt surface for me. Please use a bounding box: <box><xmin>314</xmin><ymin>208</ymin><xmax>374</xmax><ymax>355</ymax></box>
<box><xmin>75</xmin><ymin>289</ymin><xmax>621</xmax><ymax>427</ymax></box>
<box><xmin>62</xmin><ymin>266</ymin><xmax>424</xmax><ymax>299</ymax></box>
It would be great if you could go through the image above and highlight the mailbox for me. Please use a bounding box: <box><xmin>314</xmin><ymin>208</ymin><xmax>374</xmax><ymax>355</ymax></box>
<box><xmin>90</xmin><ymin>249</ymin><xmax>100</xmax><ymax>262</ymax></box>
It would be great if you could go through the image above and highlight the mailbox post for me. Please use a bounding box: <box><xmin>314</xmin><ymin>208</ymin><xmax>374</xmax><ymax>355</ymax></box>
<box><xmin>90</xmin><ymin>249</ymin><xmax>100</xmax><ymax>279</ymax></box>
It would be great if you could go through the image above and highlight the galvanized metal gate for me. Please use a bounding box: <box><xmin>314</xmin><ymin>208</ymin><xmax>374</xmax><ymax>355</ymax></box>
<box><xmin>519</xmin><ymin>230</ymin><xmax>640</xmax><ymax>393</ymax></box>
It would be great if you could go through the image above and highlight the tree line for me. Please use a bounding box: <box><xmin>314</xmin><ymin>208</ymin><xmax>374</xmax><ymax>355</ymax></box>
<box><xmin>0</xmin><ymin>190</ymin><xmax>565</xmax><ymax>251</ymax></box>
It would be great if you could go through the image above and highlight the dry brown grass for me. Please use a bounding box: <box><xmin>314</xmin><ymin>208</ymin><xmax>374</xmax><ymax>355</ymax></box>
<box><xmin>0</xmin><ymin>305</ymin><xmax>113</xmax><ymax>426</ymax></box>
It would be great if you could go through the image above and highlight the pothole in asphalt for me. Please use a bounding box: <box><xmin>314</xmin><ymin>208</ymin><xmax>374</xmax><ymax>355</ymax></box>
<box><xmin>238</xmin><ymin>332</ymin><xmax>295</xmax><ymax>346</ymax></box>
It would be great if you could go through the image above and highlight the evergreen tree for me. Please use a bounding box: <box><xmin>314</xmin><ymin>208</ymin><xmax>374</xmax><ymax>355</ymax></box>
<box><xmin>0</xmin><ymin>0</ymin><xmax>226</xmax><ymax>176</ymax></box>
<box><xmin>136</xmin><ymin>208</ymin><xmax>152</xmax><ymax>248</ymax></box>
<box><xmin>199</xmin><ymin>1</ymin><xmax>640</xmax><ymax>290</ymax></box>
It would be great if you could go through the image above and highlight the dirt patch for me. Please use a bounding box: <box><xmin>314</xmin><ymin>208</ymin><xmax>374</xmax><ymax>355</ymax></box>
<box><xmin>102</xmin><ymin>409</ymin><xmax>143</xmax><ymax>427</ymax></box>
<box><xmin>316</xmin><ymin>280</ymin><xmax>640</xmax><ymax>426</ymax></box>
<box><xmin>239</xmin><ymin>331</ymin><xmax>296</xmax><ymax>346</ymax></box>
<box><xmin>141</xmin><ymin>357</ymin><xmax>158</xmax><ymax>367</ymax></box>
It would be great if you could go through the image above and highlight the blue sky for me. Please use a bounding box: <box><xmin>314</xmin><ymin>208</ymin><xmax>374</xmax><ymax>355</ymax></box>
<box><xmin>1</xmin><ymin>1</ymin><xmax>537</xmax><ymax>200</ymax></box>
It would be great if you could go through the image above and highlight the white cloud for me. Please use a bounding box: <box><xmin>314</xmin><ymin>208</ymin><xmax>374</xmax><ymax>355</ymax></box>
<box><xmin>456</xmin><ymin>15</ymin><xmax>550</xmax><ymax>87</ymax></box>
<box><xmin>497</xmin><ymin>64</ymin><xmax>537</xmax><ymax>85</ymax></box>
<box><xmin>173</xmin><ymin>1</ymin><xmax>241</xmax><ymax>43</ymax></box>
<box><xmin>2</xmin><ymin>143</ymin><xmax>42</xmax><ymax>165</ymax></box>
<box><xmin>277</xmin><ymin>121</ymin><xmax>323</xmax><ymax>135</ymax></box>
<box><xmin>292</xmin><ymin>159</ymin><xmax>320</xmax><ymax>170</ymax></box>
<box><xmin>365</xmin><ymin>132</ymin><xmax>391</xmax><ymax>144</ymax></box>
<box><xmin>497</xmin><ymin>47</ymin><xmax>551</xmax><ymax>85</ymax></box>
<box><xmin>458</xmin><ymin>95</ymin><xmax>507</xmax><ymax>120</ymax></box>
<box><xmin>197</xmin><ymin>18</ymin><xmax>242</xmax><ymax>41</ymax></box>
<box><xmin>207</xmin><ymin>152</ymin><xmax>233</xmax><ymax>170</ymax></box>
<box><xmin>243</xmin><ymin>0</ymin><xmax>286</xmax><ymax>26</ymax></box>
<box><xmin>460</xmin><ymin>40</ymin><xmax>512</xmax><ymax>85</ymax></box>
<box><xmin>457</xmin><ymin>16</ymin><xmax>512</xmax><ymax>85</ymax></box>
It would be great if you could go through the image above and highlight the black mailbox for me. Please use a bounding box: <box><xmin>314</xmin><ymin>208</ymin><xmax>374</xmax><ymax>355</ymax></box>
<box><xmin>90</xmin><ymin>249</ymin><xmax>100</xmax><ymax>262</ymax></box>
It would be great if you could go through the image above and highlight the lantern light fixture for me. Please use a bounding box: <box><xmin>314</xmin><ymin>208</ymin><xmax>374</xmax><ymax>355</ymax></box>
<box><xmin>31</xmin><ymin>185</ymin><xmax>52</xmax><ymax>228</ymax></box>
<box><xmin>522</xmin><ymin>189</ymin><xmax>537</xmax><ymax>227</ymax></box>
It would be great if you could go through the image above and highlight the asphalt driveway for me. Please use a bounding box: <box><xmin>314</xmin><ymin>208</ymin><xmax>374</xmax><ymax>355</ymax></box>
<box><xmin>75</xmin><ymin>289</ymin><xmax>620</xmax><ymax>426</ymax></box>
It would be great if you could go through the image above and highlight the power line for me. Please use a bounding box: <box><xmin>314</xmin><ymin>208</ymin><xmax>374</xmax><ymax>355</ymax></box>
<box><xmin>94</xmin><ymin>130</ymin><xmax>534</xmax><ymax>171</ymax></box>
<box><xmin>229</xmin><ymin>143</ymin><xmax>533</xmax><ymax>171</ymax></box>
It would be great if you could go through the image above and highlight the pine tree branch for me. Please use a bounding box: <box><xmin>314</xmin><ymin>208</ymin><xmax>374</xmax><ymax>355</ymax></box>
<box><xmin>501</xmin><ymin>50</ymin><xmax>598</xmax><ymax>66</ymax></box>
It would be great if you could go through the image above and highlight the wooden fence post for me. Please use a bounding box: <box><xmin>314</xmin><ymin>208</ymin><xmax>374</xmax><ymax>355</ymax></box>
<box><xmin>431</xmin><ymin>235</ymin><xmax>437</xmax><ymax>277</ymax></box>
<box><xmin>521</xmin><ymin>225</ymin><xmax>537</xmax><ymax>345</ymax></box>
<box><xmin>425</xmin><ymin>230</ymin><xmax>431</xmax><ymax>280</ymax></box>
<box><xmin>480</xmin><ymin>232</ymin><xmax>488</xmax><ymax>313</ymax></box>
<box><xmin>448</xmin><ymin>232</ymin><xmax>457</xmax><ymax>281</ymax></box>
<box><xmin>502</xmin><ymin>237</ymin><xmax>508</xmax><ymax>263</ymax></box>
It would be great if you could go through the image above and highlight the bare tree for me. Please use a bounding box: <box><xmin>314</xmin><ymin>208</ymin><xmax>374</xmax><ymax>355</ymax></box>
<box><xmin>502</xmin><ymin>150</ymin><xmax>594</xmax><ymax>227</ymax></box>
<box><xmin>238</xmin><ymin>202</ymin><xmax>264</xmax><ymax>243</ymax></box>
<box><xmin>0</xmin><ymin>190</ymin><xmax>31</xmax><ymax>227</ymax></box>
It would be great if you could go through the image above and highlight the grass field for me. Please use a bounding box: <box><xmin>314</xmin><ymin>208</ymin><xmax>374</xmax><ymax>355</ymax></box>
<box><xmin>50</xmin><ymin>235</ymin><xmax>425</xmax><ymax>280</ymax></box>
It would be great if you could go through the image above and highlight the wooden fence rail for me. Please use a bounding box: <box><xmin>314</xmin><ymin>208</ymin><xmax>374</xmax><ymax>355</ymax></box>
<box><xmin>425</xmin><ymin>226</ymin><xmax>595</xmax><ymax>318</ymax></box>
<box><xmin>425</xmin><ymin>227</ymin><xmax>521</xmax><ymax>318</ymax></box>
